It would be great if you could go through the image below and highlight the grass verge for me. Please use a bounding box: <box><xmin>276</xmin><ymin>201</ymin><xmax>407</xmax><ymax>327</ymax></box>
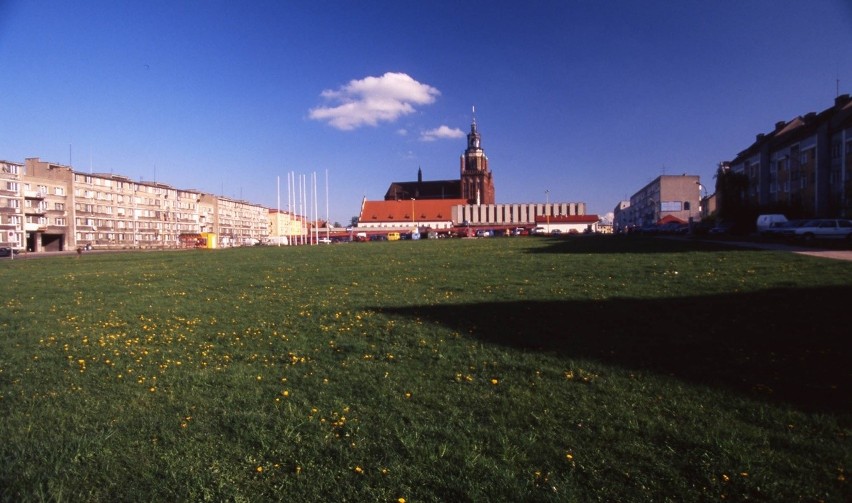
<box><xmin>1</xmin><ymin>236</ymin><xmax>850</xmax><ymax>501</ymax></box>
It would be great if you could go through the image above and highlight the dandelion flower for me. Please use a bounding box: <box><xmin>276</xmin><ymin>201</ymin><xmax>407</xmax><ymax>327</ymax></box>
<box><xmin>354</xmin><ymin>465</ymin><xmax>363</xmax><ymax>474</ymax></box>
<box><xmin>490</xmin><ymin>378</ymin><xmax>499</xmax><ymax>385</ymax></box>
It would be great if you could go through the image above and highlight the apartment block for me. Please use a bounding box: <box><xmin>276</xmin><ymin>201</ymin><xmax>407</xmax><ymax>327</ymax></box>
<box><xmin>1</xmin><ymin>160</ymin><xmax>24</xmax><ymax>249</ymax></box>
<box><xmin>12</xmin><ymin>157</ymin><xmax>270</xmax><ymax>252</ymax></box>
<box><xmin>620</xmin><ymin>175</ymin><xmax>702</xmax><ymax>229</ymax></box>
<box><xmin>200</xmin><ymin>194</ymin><xmax>269</xmax><ymax>247</ymax></box>
<box><xmin>727</xmin><ymin>94</ymin><xmax>852</xmax><ymax>218</ymax></box>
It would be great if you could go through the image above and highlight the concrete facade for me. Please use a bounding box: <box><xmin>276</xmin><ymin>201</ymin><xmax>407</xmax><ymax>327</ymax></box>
<box><xmin>452</xmin><ymin>202</ymin><xmax>586</xmax><ymax>226</ymax></box>
<box><xmin>621</xmin><ymin>175</ymin><xmax>702</xmax><ymax>229</ymax></box>
<box><xmin>0</xmin><ymin>160</ymin><xmax>24</xmax><ymax>249</ymax></box>
<box><xmin>9</xmin><ymin>157</ymin><xmax>271</xmax><ymax>252</ymax></box>
<box><xmin>727</xmin><ymin>94</ymin><xmax>852</xmax><ymax>218</ymax></box>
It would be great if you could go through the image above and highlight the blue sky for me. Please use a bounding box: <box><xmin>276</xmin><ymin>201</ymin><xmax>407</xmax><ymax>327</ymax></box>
<box><xmin>1</xmin><ymin>1</ymin><xmax>851</xmax><ymax>225</ymax></box>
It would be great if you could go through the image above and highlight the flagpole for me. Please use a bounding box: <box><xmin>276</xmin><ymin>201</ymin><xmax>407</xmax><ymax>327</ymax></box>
<box><xmin>276</xmin><ymin>175</ymin><xmax>280</xmax><ymax>247</ymax></box>
<box><xmin>325</xmin><ymin>169</ymin><xmax>330</xmax><ymax>242</ymax></box>
<box><xmin>289</xmin><ymin>171</ymin><xmax>294</xmax><ymax>245</ymax></box>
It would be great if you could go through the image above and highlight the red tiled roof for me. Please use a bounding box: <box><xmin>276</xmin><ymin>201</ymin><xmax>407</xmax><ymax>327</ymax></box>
<box><xmin>360</xmin><ymin>199</ymin><xmax>466</xmax><ymax>223</ymax></box>
<box><xmin>534</xmin><ymin>215</ymin><xmax>599</xmax><ymax>224</ymax></box>
<box><xmin>657</xmin><ymin>214</ymin><xmax>686</xmax><ymax>224</ymax></box>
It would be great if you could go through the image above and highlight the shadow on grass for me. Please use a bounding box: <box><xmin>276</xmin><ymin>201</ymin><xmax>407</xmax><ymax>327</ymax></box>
<box><xmin>525</xmin><ymin>235</ymin><xmax>740</xmax><ymax>255</ymax></box>
<box><xmin>377</xmin><ymin>285</ymin><xmax>851</xmax><ymax>415</ymax></box>
<box><xmin>530</xmin><ymin>234</ymin><xmax>852</xmax><ymax>255</ymax></box>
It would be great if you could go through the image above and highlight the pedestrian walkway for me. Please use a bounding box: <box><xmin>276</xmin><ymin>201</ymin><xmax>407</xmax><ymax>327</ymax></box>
<box><xmin>695</xmin><ymin>237</ymin><xmax>852</xmax><ymax>262</ymax></box>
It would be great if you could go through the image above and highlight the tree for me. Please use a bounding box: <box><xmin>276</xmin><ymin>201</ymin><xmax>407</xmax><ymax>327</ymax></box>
<box><xmin>714</xmin><ymin>164</ymin><xmax>754</xmax><ymax>232</ymax></box>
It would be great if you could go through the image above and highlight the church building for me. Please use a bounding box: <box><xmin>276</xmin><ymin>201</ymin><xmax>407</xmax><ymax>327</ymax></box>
<box><xmin>357</xmin><ymin>110</ymin><xmax>592</xmax><ymax>235</ymax></box>
<box><xmin>384</xmin><ymin>112</ymin><xmax>495</xmax><ymax>205</ymax></box>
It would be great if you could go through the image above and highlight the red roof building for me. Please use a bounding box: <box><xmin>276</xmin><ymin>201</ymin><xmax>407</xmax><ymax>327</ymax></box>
<box><xmin>358</xmin><ymin>198</ymin><xmax>466</xmax><ymax>230</ymax></box>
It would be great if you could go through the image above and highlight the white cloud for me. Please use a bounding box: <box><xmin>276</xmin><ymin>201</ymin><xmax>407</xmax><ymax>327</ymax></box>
<box><xmin>309</xmin><ymin>72</ymin><xmax>440</xmax><ymax>131</ymax></box>
<box><xmin>420</xmin><ymin>125</ymin><xmax>465</xmax><ymax>142</ymax></box>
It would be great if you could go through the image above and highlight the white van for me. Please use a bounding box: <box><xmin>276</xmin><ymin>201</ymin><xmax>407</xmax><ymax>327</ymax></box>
<box><xmin>756</xmin><ymin>214</ymin><xmax>787</xmax><ymax>234</ymax></box>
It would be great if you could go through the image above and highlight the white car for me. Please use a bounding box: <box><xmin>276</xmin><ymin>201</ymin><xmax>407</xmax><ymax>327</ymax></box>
<box><xmin>793</xmin><ymin>219</ymin><xmax>852</xmax><ymax>241</ymax></box>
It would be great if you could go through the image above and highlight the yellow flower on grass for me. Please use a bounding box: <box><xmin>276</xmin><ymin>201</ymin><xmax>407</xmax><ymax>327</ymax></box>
<box><xmin>353</xmin><ymin>465</ymin><xmax>363</xmax><ymax>474</ymax></box>
<box><xmin>490</xmin><ymin>378</ymin><xmax>499</xmax><ymax>385</ymax></box>
<box><xmin>256</xmin><ymin>466</ymin><xmax>263</xmax><ymax>473</ymax></box>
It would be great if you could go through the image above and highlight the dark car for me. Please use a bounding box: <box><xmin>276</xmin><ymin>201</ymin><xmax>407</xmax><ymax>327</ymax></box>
<box><xmin>0</xmin><ymin>247</ymin><xmax>21</xmax><ymax>257</ymax></box>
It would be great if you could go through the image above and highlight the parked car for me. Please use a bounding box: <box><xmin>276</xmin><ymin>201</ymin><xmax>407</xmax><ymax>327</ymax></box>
<box><xmin>708</xmin><ymin>222</ymin><xmax>734</xmax><ymax>235</ymax></box>
<box><xmin>756</xmin><ymin>214</ymin><xmax>788</xmax><ymax>234</ymax></box>
<box><xmin>793</xmin><ymin>219</ymin><xmax>852</xmax><ymax>241</ymax></box>
<box><xmin>762</xmin><ymin>219</ymin><xmax>807</xmax><ymax>239</ymax></box>
<box><xmin>658</xmin><ymin>222</ymin><xmax>688</xmax><ymax>234</ymax></box>
<box><xmin>0</xmin><ymin>247</ymin><xmax>20</xmax><ymax>257</ymax></box>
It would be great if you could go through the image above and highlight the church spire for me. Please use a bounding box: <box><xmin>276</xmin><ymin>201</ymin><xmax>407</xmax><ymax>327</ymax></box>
<box><xmin>459</xmin><ymin>107</ymin><xmax>494</xmax><ymax>205</ymax></box>
<box><xmin>467</xmin><ymin>106</ymin><xmax>481</xmax><ymax>151</ymax></box>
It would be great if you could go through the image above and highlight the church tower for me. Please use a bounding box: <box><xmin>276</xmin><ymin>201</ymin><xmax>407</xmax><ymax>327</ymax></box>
<box><xmin>460</xmin><ymin>108</ymin><xmax>495</xmax><ymax>205</ymax></box>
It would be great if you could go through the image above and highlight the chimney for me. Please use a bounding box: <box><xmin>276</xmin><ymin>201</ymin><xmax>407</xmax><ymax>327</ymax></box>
<box><xmin>835</xmin><ymin>94</ymin><xmax>851</xmax><ymax>108</ymax></box>
<box><xmin>775</xmin><ymin>121</ymin><xmax>786</xmax><ymax>131</ymax></box>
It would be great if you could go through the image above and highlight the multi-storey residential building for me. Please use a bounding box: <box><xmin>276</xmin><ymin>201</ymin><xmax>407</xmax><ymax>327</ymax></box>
<box><xmin>621</xmin><ymin>175</ymin><xmax>702</xmax><ymax>229</ymax></box>
<box><xmin>14</xmin><ymin>157</ymin><xmax>271</xmax><ymax>252</ymax></box>
<box><xmin>21</xmin><ymin>158</ymin><xmax>73</xmax><ymax>251</ymax></box>
<box><xmin>727</xmin><ymin>94</ymin><xmax>852</xmax><ymax>218</ymax></box>
<box><xmin>268</xmin><ymin>209</ymin><xmax>310</xmax><ymax>244</ymax></box>
<box><xmin>612</xmin><ymin>200</ymin><xmax>630</xmax><ymax>233</ymax></box>
<box><xmin>1</xmin><ymin>160</ymin><xmax>24</xmax><ymax>249</ymax></box>
<box><xmin>199</xmin><ymin>194</ymin><xmax>268</xmax><ymax>247</ymax></box>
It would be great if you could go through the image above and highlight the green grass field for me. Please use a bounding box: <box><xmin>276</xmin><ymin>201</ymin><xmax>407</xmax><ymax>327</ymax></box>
<box><xmin>1</xmin><ymin>236</ymin><xmax>850</xmax><ymax>502</ymax></box>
